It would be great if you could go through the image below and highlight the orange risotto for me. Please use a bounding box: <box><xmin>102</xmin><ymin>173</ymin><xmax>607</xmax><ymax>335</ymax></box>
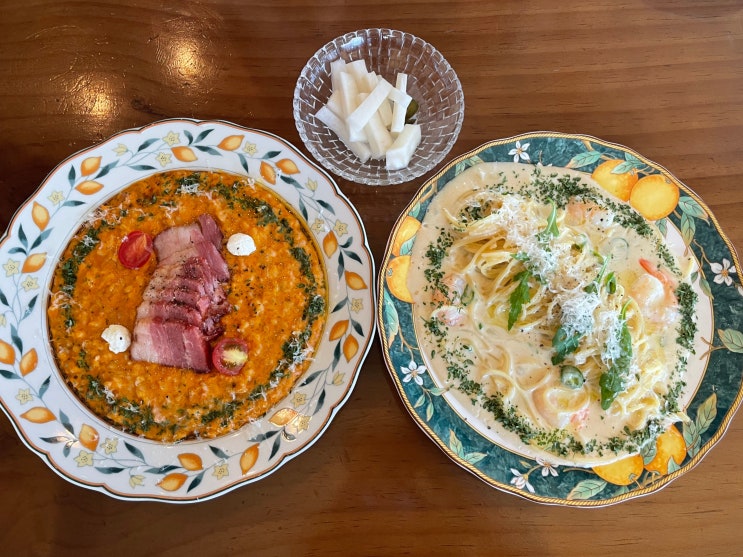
<box><xmin>47</xmin><ymin>170</ymin><xmax>327</xmax><ymax>442</ymax></box>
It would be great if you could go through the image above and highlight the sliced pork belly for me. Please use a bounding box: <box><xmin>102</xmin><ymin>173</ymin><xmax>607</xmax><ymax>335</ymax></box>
<box><xmin>130</xmin><ymin>318</ymin><xmax>211</xmax><ymax>372</ymax></box>
<box><xmin>197</xmin><ymin>213</ymin><xmax>223</xmax><ymax>248</ymax></box>
<box><xmin>154</xmin><ymin>219</ymin><xmax>229</xmax><ymax>282</ymax></box>
<box><xmin>129</xmin><ymin>214</ymin><xmax>231</xmax><ymax>372</ymax></box>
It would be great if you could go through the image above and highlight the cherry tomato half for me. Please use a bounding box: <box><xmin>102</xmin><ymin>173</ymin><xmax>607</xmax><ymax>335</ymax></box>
<box><xmin>212</xmin><ymin>337</ymin><xmax>249</xmax><ymax>375</ymax></box>
<box><xmin>118</xmin><ymin>231</ymin><xmax>154</xmax><ymax>269</ymax></box>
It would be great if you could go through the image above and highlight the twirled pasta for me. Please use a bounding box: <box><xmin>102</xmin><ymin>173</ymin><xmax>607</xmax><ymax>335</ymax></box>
<box><xmin>409</xmin><ymin>162</ymin><xmax>697</xmax><ymax>466</ymax></box>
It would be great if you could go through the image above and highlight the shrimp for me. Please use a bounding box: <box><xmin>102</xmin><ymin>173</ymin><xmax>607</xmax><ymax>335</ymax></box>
<box><xmin>570</xmin><ymin>406</ymin><xmax>590</xmax><ymax>431</ymax></box>
<box><xmin>433</xmin><ymin>273</ymin><xmax>467</xmax><ymax>305</ymax></box>
<box><xmin>431</xmin><ymin>305</ymin><xmax>466</xmax><ymax>327</ymax></box>
<box><xmin>565</xmin><ymin>201</ymin><xmax>613</xmax><ymax>228</ymax></box>
<box><xmin>532</xmin><ymin>383</ymin><xmax>590</xmax><ymax>431</ymax></box>
<box><xmin>629</xmin><ymin>259</ymin><xmax>679</xmax><ymax>325</ymax></box>
<box><xmin>638</xmin><ymin>258</ymin><xmax>678</xmax><ymax>305</ymax></box>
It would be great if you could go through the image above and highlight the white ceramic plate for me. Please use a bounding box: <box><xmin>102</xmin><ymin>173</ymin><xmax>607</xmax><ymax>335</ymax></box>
<box><xmin>0</xmin><ymin>119</ymin><xmax>375</xmax><ymax>502</ymax></box>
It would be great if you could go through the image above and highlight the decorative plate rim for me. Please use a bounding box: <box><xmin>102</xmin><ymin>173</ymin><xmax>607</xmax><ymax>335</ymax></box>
<box><xmin>0</xmin><ymin>118</ymin><xmax>376</xmax><ymax>502</ymax></box>
<box><xmin>377</xmin><ymin>130</ymin><xmax>743</xmax><ymax>507</ymax></box>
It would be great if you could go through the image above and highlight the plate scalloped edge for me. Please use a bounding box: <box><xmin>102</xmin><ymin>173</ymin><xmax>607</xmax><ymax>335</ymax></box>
<box><xmin>378</xmin><ymin>131</ymin><xmax>743</xmax><ymax>507</ymax></box>
<box><xmin>0</xmin><ymin>118</ymin><xmax>376</xmax><ymax>502</ymax></box>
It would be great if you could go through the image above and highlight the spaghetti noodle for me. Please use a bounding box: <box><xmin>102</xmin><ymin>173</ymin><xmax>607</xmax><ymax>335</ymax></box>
<box><xmin>409</xmin><ymin>162</ymin><xmax>697</xmax><ymax>465</ymax></box>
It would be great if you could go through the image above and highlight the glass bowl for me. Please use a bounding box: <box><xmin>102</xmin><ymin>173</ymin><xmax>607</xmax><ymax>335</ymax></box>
<box><xmin>293</xmin><ymin>28</ymin><xmax>464</xmax><ymax>186</ymax></box>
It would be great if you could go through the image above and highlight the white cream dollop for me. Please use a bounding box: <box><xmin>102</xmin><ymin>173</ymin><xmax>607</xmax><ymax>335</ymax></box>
<box><xmin>227</xmin><ymin>233</ymin><xmax>257</xmax><ymax>256</ymax></box>
<box><xmin>102</xmin><ymin>324</ymin><xmax>131</xmax><ymax>354</ymax></box>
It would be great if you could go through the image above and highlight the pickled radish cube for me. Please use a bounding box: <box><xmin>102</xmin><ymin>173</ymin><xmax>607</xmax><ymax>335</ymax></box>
<box><xmin>315</xmin><ymin>105</ymin><xmax>371</xmax><ymax>163</ymax></box>
<box><xmin>391</xmin><ymin>73</ymin><xmax>409</xmax><ymax>133</ymax></box>
<box><xmin>346</xmin><ymin>78</ymin><xmax>393</xmax><ymax>136</ymax></box>
<box><xmin>364</xmin><ymin>112</ymin><xmax>393</xmax><ymax>159</ymax></box>
<box><xmin>385</xmin><ymin>124</ymin><xmax>421</xmax><ymax>170</ymax></box>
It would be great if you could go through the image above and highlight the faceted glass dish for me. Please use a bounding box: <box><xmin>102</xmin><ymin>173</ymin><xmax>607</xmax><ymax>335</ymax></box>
<box><xmin>293</xmin><ymin>28</ymin><xmax>464</xmax><ymax>186</ymax></box>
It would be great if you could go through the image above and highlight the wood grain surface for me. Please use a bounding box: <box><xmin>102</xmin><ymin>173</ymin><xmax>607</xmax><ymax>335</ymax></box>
<box><xmin>0</xmin><ymin>1</ymin><xmax>741</xmax><ymax>556</ymax></box>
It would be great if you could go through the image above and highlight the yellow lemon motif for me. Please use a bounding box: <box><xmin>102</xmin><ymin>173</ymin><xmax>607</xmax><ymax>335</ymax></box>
<box><xmin>343</xmin><ymin>335</ymin><xmax>359</xmax><ymax>361</ymax></box>
<box><xmin>385</xmin><ymin>255</ymin><xmax>413</xmax><ymax>303</ymax></box>
<box><xmin>645</xmin><ymin>425</ymin><xmax>687</xmax><ymax>475</ymax></box>
<box><xmin>22</xmin><ymin>253</ymin><xmax>46</xmax><ymax>273</ymax></box>
<box><xmin>240</xmin><ymin>445</ymin><xmax>259</xmax><ymax>475</ymax></box>
<box><xmin>260</xmin><ymin>161</ymin><xmax>276</xmax><ymax>184</ymax></box>
<box><xmin>19</xmin><ymin>349</ymin><xmax>38</xmax><ymax>376</ymax></box>
<box><xmin>328</xmin><ymin>319</ymin><xmax>349</xmax><ymax>341</ymax></box>
<box><xmin>171</xmin><ymin>146</ymin><xmax>198</xmax><ymax>162</ymax></box>
<box><xmin>592</xmin><ymin>453</ymin><xmax>644</xmax><ymax>485</ymax></box>
<box><xmin>269</xmin><ymin>408</ymin><xmax>298</xmax><ymax>427</ymax></box>
<box><xmin>177</xmin><ymin>453</ymin><xmax>203</xmax><ymax>471</ymax></box>
<box><xmin>80</xmin><ymin>156</ymin><xmax>102</xmax><ymax>176</ymax></box>
<box><xmin>217</xmin><ymin>135</ymin><xmax>244</xmax><ymax>151</ymax></box>
<box><xmin>391</xmin><ymin>216</ymin><xmax>421</xmax><ymax>256</ymax></box>
<box><xmin>323</xmin><ymin>231</ymin><xmax>338</xmax><ymax>257</ymax></box>
<box><xmin>0</xmin><ymin>340</ymin><xmax>15</xmax><ymax>364</ymax></box>
<box><xmin>158</xmin><ymin>473</ymin><xmax>188</xmax><ymax>491</ymax></box>
<box><xmin>276</xmin><ymin>158</ymin><xmax>300</xmax><ymax>174</ymax></box>
<box><xmin>20</xmin><ymin>407</ymin><xmax>55</xmax><ymax>423</ymax></box>
<box><xmin>75</xmin><ymin>180</ymin><xmax>104</xmax><ymax>195</ymax></box>
<box><xmin>591</xmin><ymin>159</ymin><xmax>638</xmax><ymax>202</ymax></box>
<box><xmin>32</xmin><ymin>202</ymin><xmax>49</xmax><ymax>231</ymax></box>
<box><xmin>629</xmin><ymin>174</ymin><xmax>680</xmax><ymax>221</ymax></box>
<box><xmin>344</xmin><ymin>271</ymin><xmax>368</xmax><ymax>290</ymax></box>
<box><xmin>79</xmin><ymin>424</ymin><xmax>100</xmax><ymax>451</ymax></box>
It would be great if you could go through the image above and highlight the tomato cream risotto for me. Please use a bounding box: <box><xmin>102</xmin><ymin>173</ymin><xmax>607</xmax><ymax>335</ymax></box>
<box><xmin>408</xmin><ymin>162</ymin><xmax>697</xmax><ymax>466</ymax></box>
<box><xmin>47</xmin><ymin>170</ymin><xmax>327</xmax><ymax>442</ymax></box>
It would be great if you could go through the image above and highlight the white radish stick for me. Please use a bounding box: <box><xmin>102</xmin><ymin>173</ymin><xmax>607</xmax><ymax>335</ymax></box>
<box><xmin>364</xmin><ymin>112</ymin><xmax>393</xmax><ymax>159</ymax></box>
<box><xmin>315</xmin><ymin>105</ymin><xmax>372</xmax><ymax>163</ymax></box>
<box><xmin>390</xmin><ymin>73</ymin><xmax>409</xmax><ymax>133</ymax></box>
<box><xmin>385</xmin><ymin>124</ymin><xmax>421</xmax><ymax>170</ymax></box>
<box><xmin>346</xmin><ymin>78</ymin><xmax>393</xmax><ymax>137</ymax></box>
<box><xmin>338</xmin><ymin>71</ymin><xmax>360</xmax><ymax>118</ymax></box>
<box><xmin>330</xmin><ymin>59</ymin><xmax>347</xmax><ymax>97</ymax></box>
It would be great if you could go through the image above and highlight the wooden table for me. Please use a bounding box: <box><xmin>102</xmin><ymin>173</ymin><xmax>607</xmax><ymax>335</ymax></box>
<box><xmin>1</xmin><ymin>1</ymin><xmax>742</xmax><ymax>555</ymax></box>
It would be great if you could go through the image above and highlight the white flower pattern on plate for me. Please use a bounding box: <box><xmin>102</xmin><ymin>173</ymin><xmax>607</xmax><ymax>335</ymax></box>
<box><xmin>510</xmin><ymin>468</ymin><xmax>535</xmax><ymax>493</ymax></box>
<box><xmin>508</xmin><ymin>140</ymin><xmax>530</xmax><ymax>162</ymax></box>
<box><xmin>537</xmin><ymin>458</ymin><xmax>559</xmax><ymax>477</ymax></box>
<box><xmin>710</xmin><ymin>258</ymin><xmax>736</xmax><ymax>286</ymax></box>
<box><xmin>401</xmin><ymin>361</ymin><xmax>427</xmax><ymax>385</ymax></box>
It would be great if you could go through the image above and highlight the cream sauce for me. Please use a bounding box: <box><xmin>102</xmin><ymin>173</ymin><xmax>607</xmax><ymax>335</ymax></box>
<box><xmin>408</xmin><ymin>162</ymin><xmax>697</xmax><ymax>466</ymax></box>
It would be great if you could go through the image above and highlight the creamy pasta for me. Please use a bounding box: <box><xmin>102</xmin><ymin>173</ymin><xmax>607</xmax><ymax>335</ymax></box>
<box><xmin>408</xmin><ymin>162</ymin><xmax>697</xmax><ymax>466</ymax></box>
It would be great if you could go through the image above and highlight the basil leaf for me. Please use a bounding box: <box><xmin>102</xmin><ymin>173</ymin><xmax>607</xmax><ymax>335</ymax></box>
<box><xmin>537</xmin><ymin>200</ymin><xmax>559</xmax><ymax>243</ymax></box>
<box><xmin>599</xmin><ymin>303</ymin><xmax>633</xmax><ymax>410</ymax></box>
<box><xmin>551</xmin><ymin>326</ymin><xmax>582</xmax><ymax>365</ymax></box>
<box><xmin>507</xmin><ymin>270</ymin><xmax>532</xmax><ymax>330</ymax></box>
